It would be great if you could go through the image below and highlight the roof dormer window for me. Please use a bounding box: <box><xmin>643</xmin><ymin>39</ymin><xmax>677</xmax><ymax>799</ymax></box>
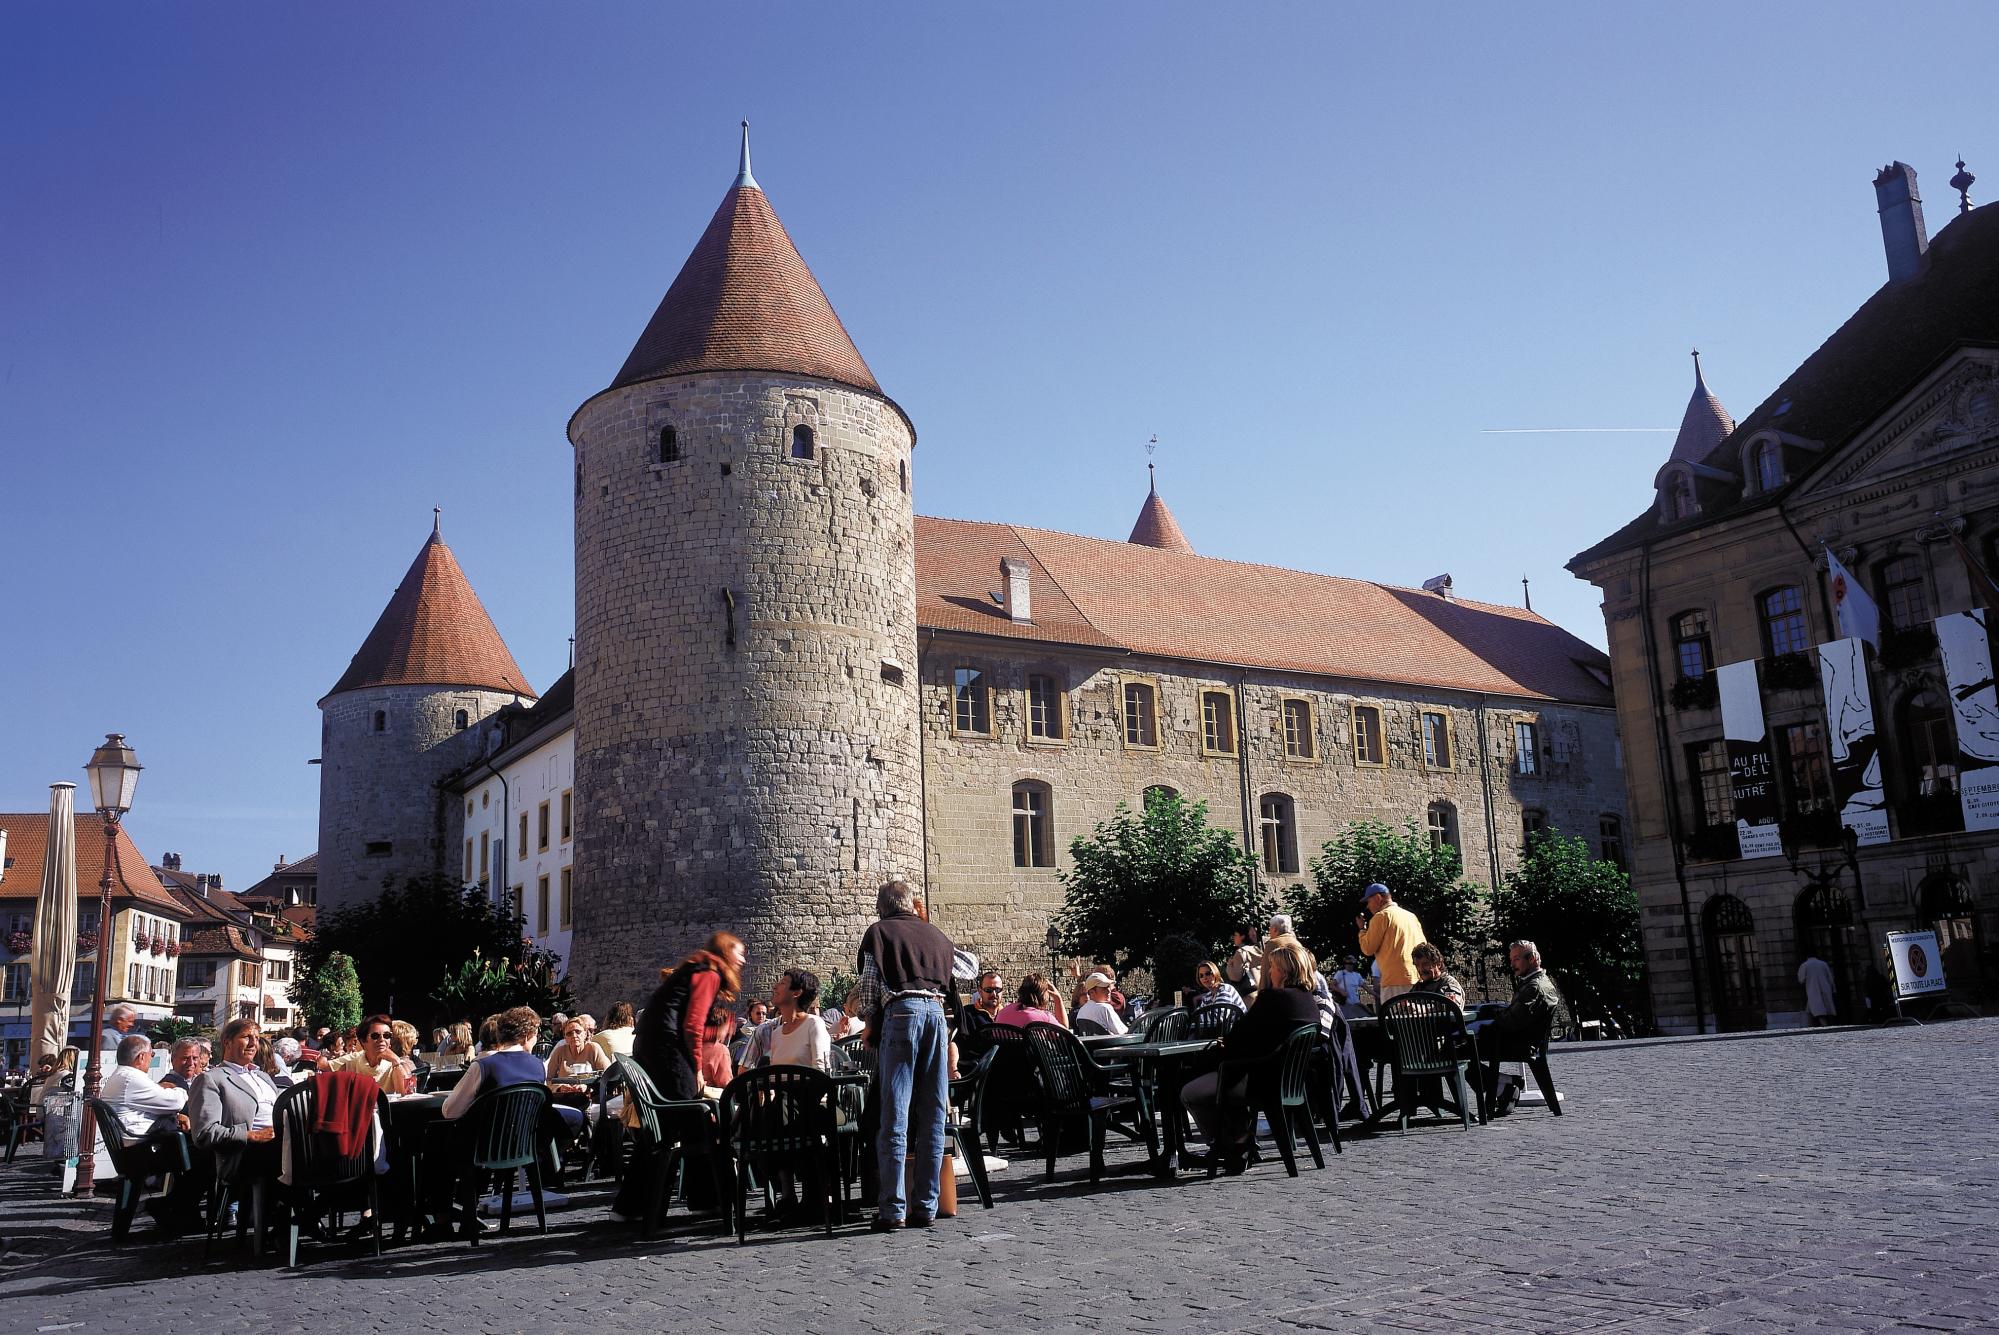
<box><xmin>1667</xmin><ymin>472</ymin><xmax>1696</xmax><ymax>520</ymax></box>
<box><xmin>1753</xmin><ymin>439</ymin><xmax>1784</xmax><ymax>494</ymax></box>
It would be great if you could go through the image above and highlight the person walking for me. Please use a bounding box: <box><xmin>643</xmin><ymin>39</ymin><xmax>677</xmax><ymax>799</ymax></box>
<box><xmin>854</xmin><ymin>878</ymin><xmax>960</xmax><ymax>1230</ymax></box>
<box><xmin>1797</xmin><ymin>952</ymin><xmax>1839</xmax><ymax>1026</ymax></box>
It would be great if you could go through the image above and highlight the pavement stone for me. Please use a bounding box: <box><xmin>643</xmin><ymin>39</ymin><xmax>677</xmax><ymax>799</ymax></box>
<box><xmin>0</xmin><ymin>1020</ymin><xmax>1995</xmax><ymax>1334</ymax></box>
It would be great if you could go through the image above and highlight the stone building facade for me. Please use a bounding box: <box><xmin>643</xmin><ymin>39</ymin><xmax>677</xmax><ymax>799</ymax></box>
<box><xmin>1571</xmin><ymin>162</ymin><xmax>1999</xmax><ymax>1032</ymax></box>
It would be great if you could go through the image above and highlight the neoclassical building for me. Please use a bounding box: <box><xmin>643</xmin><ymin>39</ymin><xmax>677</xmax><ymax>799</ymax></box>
<box><xmin>1572</xmin><ymin>161</ymin><xmax>1998</xmax><ymax>1031</ymax></box>
<box><xmin>318</xmin><ymin>133</ymin><xmax>1628</xmax><ymax>1006</ymax></box>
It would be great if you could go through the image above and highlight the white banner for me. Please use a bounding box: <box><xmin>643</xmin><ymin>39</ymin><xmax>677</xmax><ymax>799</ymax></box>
<box><xmin>1887</xmin><ymin>929</ymin><xmax>1947</xmax><ymax>998</ymax></box>
<box><xmin>1718</xmin><ymin>659</ymin><xmax>1783</xmax><ymax>859</ymax></box>
<box><xmin>1816</xmin><ymin>638</ymin><xmax>1890</xmax><ymax>846</ymax></box>
<box><xmin>1935</xmin><ymin>610</ymin><xmax>1999</xmax><ymax>832</ymax></box>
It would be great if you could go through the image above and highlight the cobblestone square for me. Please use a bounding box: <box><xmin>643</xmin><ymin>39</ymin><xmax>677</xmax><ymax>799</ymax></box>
<box><xmin>2</xmin><ymin>1021</ymin><xmax>1994</xmax><ymax>1334</ymax></box>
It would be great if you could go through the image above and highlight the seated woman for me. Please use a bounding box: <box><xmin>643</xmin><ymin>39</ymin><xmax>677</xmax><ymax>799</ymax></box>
<box><xmin>545</xmin><ymin>1017</ymin><xmax>610</xmax><ymax>1109</ymax></box>
<box><xmin>592</xmin><ymin>1003</ymin><xmax>636</xmax><ymax>1062</ymax></box>
<box><xmin>741</xmin><ymin>968</ymin><xmax>833</xmax><ymax>1072</ymax></box>
<box><xmin>1407</xmin><ymin>942</ymin><xmax>1466</xmax><ymax>1008</ymax></box>
<box><xmin>427</xmin><ymin>1006</ymin><xmax>575</xmax><ymax>1235</ymax></box>
<box><xmin>1179</xmin><ymin>939</ymin><xmax>1320</xmax><ymax>1175</ymax></box>
<box><xmin>992</xmin><ymin>974</ymin><xmax>1065</xmax><ymax>1028</ymax></box>
<box><xmin>1189</xmin><ymin>960</ymin><xmax>1247</xmax><ymax>1013</ymax></box>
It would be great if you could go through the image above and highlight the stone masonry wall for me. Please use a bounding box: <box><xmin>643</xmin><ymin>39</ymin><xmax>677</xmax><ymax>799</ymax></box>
<box><xmin>567</xmin><ymin>372</ymin><xmax>922</xmax><ymax>1012</ymax></box>
<box><xmin>919</xmin><ymin>637</ymin><xmax>1627</xmax><ymax>987</ymax></box>
<box><xmin>317</xmin><ymin>684</ymin><xmax>515</xmax><ymax>916</ymax></box>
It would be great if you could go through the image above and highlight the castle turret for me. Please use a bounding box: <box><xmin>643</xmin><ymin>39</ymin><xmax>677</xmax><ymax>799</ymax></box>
<box><xmin>317</xmin><ymin>516</ymin><xmax>534</xmax><ymax>914</ymax></box>
<box><xmin>566</xmin><ymin>127</ymin><xmax>922</xmax><ymax>1005</ymax></box>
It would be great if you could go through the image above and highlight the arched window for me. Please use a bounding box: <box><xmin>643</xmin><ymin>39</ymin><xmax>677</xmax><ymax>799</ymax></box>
<box><xmin>1794</xmin><ymin>884</ymin><xmax>1855</xmax><ymax>1018</ymax></box>
<box><xmin>454</xmin><ymin>709</ymin><xmax>470</xmax><ymax>731</ymax></box>
<box><xmin>372</xmin><ymin>710</ymin><xmax>387</xmax><ymax>733</ymax></box>
<box><xmin>1142</xmin><ymin>784</ymin><xmax>1179</xmax><ymax>809</ymax></box>
<box><xmin>1426</xmin><ymin>800</ymin><xmax>1459</xmax><ymax>850</ymax></box>
<box><xmin>1703</xmin><ymin>893</ymin><xmax>1765</xmax><ymax>1032</ymax></box>
<box><xmin>1258</xmin><ymin>793</ymin><xmax>1299</xmax><ymax>874</ymax></box>
<box><xmin>1011</xmin><ymin>781</ymin><xmax>1053</xmax><ymax>868</ymax></box>
<box><xmin>657</xmin><ymin>425</ymin><xmax>680</xmax><ymax>464</ymax></box>
<box><xmin>790</xmin><ymin>424</ymin><xmax>815</xmax><ymax>459</ymax></box>
<box><xmin>1754</xmin><ymin>440</ymin><xmax>1784</xmax><ymax>493</ymax></box>
<box><xmin>1668</xmin><ymin>473</ymin><xmax>1696</xmax><ymax>520</ymax></box>
<box><xmin>1671</xmin><ymin>610</ymin><xmax>1713</xmax><ymax>679</ymax></box>
<box><xmin>1877</xmin><ymin>555</ymin><xmax>1930</xmax><ymax>630</ymax></box>
<box><xmin>1758</xmin><ymin>585</ymin><xmax>1809</xmax><ymax>656</ymax></box>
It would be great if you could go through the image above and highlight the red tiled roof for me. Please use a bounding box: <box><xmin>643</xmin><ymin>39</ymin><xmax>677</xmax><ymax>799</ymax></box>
<box><xmin>323</xmin><ymin>531</ymin><xmax>535</xmax><ymax>702</ymax></box>
<box><xmin>0</xmin><ymin>812</ymin><xmax>183</xmax><ymax>914</ymax></box>
<box><xmin>610</xmin><ymin>182</ymin><xmax>883</xmax><ymax>398</ymax></box>
<box><xmin>153</xmin><ymin>866</ymin><xmax>249</xmax><ymax>915</ymax></box>
<box><xmin>915</xmin><ymin>519</ymin><xmax>1613</xmax><ymax>705</ymax></box>
<box><xmin>1128</xmin><ymin>488</ymin><xmax>1194</xmax><ymax>554</ymax></box>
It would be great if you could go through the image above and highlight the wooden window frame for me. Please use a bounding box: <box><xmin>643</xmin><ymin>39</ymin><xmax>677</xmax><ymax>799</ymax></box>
<box><xmin>1024</xmin><ymin>672</ymin><xmax>1069</xmax><ymax>745</ymax></box>
<box><xmin>1514</xmin><ymin>720</ymin><xmax>1539</xmax><ymax>776</ymax></box>
<box><xmin>1759</xmin><ymin>585</ymin><xmax>1809</xmax><ymax>658</ymax></box>
<box><xmin>536</xmin><ymin>874</ymin><xmax>550</xmax><ymax>935</ymax></box>
<box><xmin>560</xmin><ymin>789</ymin><xmax>573</xmax><ymax>843</ymax></box>
<box><xmin>1280</xmin><ymin>697</ymin><xmax>1317</xmax><ymax>761</ymax></box>
<box><xmin>559</xmin><ymin>867</ymin><xmax>573</xmax><ymax>929</ymax></box>
<box><xmin>1011</xmin><ymin>781</ymin><xmax>1054</xmax><ymax>869</ymax></box>
<box><xmin>1351</xmin><ymin>703</ymin><xmax>1386</xmax><ymax>767</ymax></box>
<box><xmin>1121</xmin><ymin>677</ymin><xmax>1161</xmax><ymax>751</ymax></box>
<box><xmin>1420</xmin><ymin>710</ymin><xmax>1454</xmax><ymax>771</ymax></box>
<box><xmin>951</xmin><ymin>665</ymin><xmax>993</xmax><ymax>738</ymax></box>
<box><xmin>1257</xmin><ymin>792</ymin><xmax>1299</xmax><ymax>874</ymax></box>
<box><xmin>1200</xmin><ymin>686</ymin><xmax>1239</xmax><ymax>758</ymax></box>
<box><xmin>538</xmin><ymin>800</ymin><xmax>551</xmax><ymax>852</ymax></box>
<box><xmin>1427</xmin><ymin>800</ymin><xmax>1459</xmax><ymax>850</ymax></box>
<box><xmin>518</xmin><ymin>813</ymin><xmax>528</xmax><ymax>860</ymax></box>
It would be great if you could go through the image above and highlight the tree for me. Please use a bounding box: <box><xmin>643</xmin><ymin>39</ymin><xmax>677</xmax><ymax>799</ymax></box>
<box><xmin>1055</xmin><ymin>792</ymin><xmax>1273</xmax><ymax>977</ymax></box>
<box><xmin>291</xmin><ymin>950</ymin><xmax>362</xmax><ymax>1035</ymax></box>
<box><xmin>431</xmin><ymin>945</ymin><xmax>574</xmax><ymax>1024</ymax></box>
<box><xmin>1292</xmin><ymin>819</ymin><xmax>1485</xmax><ymax>959</ymax></box>
<box><xmin>293</xmin><ymin>874</ymin><xmax>551</xmax><ymax>1029</ymax></box>
<box><xmin>1490</xmin><ymin>831</ymin><xmax>1644</xmax><ymax>1025</ymax></box>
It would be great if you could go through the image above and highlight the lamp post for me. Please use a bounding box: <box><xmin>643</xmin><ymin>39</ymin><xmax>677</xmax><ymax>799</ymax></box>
<box><xmin>1044</xmin><ymin>922</ymin><xmax>1062</xmax><ymax>984</ymax></box>
<box><xmin>77</xmin><ymin>733</ymin><xmax>141</xmax><ymax>1192</ymax></box>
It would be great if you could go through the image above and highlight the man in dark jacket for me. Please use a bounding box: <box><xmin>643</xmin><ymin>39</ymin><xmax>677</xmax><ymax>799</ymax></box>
<box><xmin>854</xmin><ymin>880</ymin><xmax>961</xmax><ymax>1229</ymax></box>
<box><xmin>1484</xmin><ymin>940</ymin><xmax>1562</xmax><ymax>1116</ymax></box>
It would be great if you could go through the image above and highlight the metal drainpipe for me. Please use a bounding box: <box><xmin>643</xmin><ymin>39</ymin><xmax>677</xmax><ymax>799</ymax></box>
<box><xmin>1236</xmin><ymin>673</ymin><xmax>1257</xmax><ymax>896</ymax></box>
<box><xmin>1640</xmin><ymin>540</ymin><xmax>1709</xmax><ymax>1033</ymax></box>
<box><xmin>1475</xmin><ymin>698</ymin><xmax>1503</xmax><ymax>891</ymax></box>
<box><xmin>918</xmin><ymin>629</ymin><xmax>934</xmax><ymax>912</ymax></box>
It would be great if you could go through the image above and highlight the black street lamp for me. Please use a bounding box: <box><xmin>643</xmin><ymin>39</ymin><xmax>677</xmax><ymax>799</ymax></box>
<box><xmin>1044</xmin><ymin>922</ymin><xmax>1062</xmax><ymax>983</ymax></box>
<box><xmin>78</xmin><ymin>733</ymin><xmax>141</xmax><ymax>1192</ymax></box>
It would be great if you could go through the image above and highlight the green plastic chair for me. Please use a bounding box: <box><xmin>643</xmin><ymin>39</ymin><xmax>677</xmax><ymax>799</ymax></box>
<box><xmin>1212</xmin><ymin>1024</ymin><xmax>1326</xmax><ymax>1176</ymax></box>
<box><xmin>1379</xmin><ymin>993</ymin><xmax>1483</xmax><ymax>1134</ymax></box>
<box><xmin>610</xmin><ymin>1056</ymin><xmax>721</xmax><ymax>1238</ymax></box>
<box><xmin>271</xmin><ymin>1078</ymin><xmax>388</xmax><ymax>1267</ymax></box>
<box><xmin>459</xmin><ymin>1082</ymin><xmax>551</xmax><ymax>1243</ymax></box>
<box><xmin>1021</xmin><ymin>1022</ymin><xmax>1156</xmax><ymax>1183</ymax></box>
<box><xmin>86</xmin><ymin>1098</ymin><xmax>190</xmax><ymax>1244</ymax></box>
<box><xmin>719</xmin><ymin>1065</ymin><xmax>841</xmax><ymax>1243</ymax></box>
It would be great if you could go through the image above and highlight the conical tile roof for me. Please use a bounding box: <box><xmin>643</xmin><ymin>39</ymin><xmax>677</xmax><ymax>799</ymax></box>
<box><xmin>322</xmin><ymin>527</ymin><xmax>534</xmax><ymax>702</ymax></box>
<box><xmin>1669</xmin><ymin>352</ymin><xmax>1736</xmax><ymax>464</ymax></box>
<box><xmin>611</xmin><ymin>166</ymin><xmax>881</xmax><ymax>397</ymax></box>
<box><xmin>1127</xmin><ymin>474</ymin><xmax>1194</xmax><ymax>554</ymax></box>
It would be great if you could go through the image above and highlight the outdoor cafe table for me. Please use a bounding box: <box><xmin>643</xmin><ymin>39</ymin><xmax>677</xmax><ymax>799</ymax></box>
<box><xmin>1089</xmin><ymin>1037</ymin><xmax>1216</xmax><ymax>1178</ymax></box>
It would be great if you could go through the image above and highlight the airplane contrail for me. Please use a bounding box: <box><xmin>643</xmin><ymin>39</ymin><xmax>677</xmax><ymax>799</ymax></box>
<box><xmin>1481</xmin><ymin>427</ymin><xmax>1673</xmax><ymax>434</ymax></box>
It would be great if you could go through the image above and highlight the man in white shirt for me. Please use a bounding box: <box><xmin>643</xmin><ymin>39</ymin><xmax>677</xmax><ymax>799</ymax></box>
<box><xmin>1331</xmin><ymin>958</ymin><xmax>1370</xmax><ymax>1018</ymax></box>
<box><xmin>100</xmin><ymin>1033</ymin><xmax>188</xmax><ymax>1139</ymax></box>
<box><xmin>1074</xmin><ymin>973</ymin><xmax>1128</xmax><ymax>1036</ymax></box>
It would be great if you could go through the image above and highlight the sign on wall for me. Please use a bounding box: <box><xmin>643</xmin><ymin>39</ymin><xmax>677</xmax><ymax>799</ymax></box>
<box><xmin>1886</xmin><ymin>929</ymin><xmax>1947</xmax><ymax>999</ymax></box>
<box><xmin>1718</xmin><ymin>659</ymin><xmax>1784</xmax><ymax>859</ymax></box>
<box><xmin>1935</xmin><ymin>610</ymin><xmax>1999</xmax><ymax>832</ymax></box>
<box><xmin>1816</xmin><ymin>637</ymin><xmax>1891</xmax><ymax>846</ymax></box>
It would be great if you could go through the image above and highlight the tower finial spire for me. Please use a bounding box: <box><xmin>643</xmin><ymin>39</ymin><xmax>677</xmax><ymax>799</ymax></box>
<box><xmin>734</xmin><ymin>120</ymin><xmax>758</xmax><ymax>190</ymax></box>
<box><xmin>1146</xmin><ymin>434</ymin><xmax>1158</xmax><ymax>495</ymax></box>
<box><xmin>432</xmin><ymin>506</ymin><xmax>441</xmax><ymax>538</ymax></box>
<box><xmin>1691</xmin><ymin>347</ymin><xmax>1704</xmax><ymax>386</ymax></box>
<box><xmin>1951</xmin><ymin>157</ymin><xmax>1976</xmax><ymax>215</ymax></box>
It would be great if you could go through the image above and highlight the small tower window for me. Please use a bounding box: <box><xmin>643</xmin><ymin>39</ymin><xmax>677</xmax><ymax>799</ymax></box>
<box><xmin>372</xmin><ymin>710</ymin><xmax>387</xmax><ymax>733</ymax></box>
<box><xmin>899</xmin><ymin>459</ymin><xmax>908</xmax><ymax>494</ymax></box>
<box><xmin>658</xmin><ymin>425</ymin><xmax>680</xmax><ymax>463</ymax></box>
<box><xmin>454</xmin><ymin>709</ymin><xmax>470</xmax><ymax>731</ymax></box>
<box><xmin>791</xmin><ymin>424</ymin><xmax>815</xmax><ymax>459</ymax></box>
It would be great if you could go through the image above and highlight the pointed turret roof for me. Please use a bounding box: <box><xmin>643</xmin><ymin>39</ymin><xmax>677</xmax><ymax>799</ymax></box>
<box><xmin>610</xmin><ymin>125</ymin><xmax>882</xmax><ymax>397</ymax></box>
<box><xmin>1668</xmin><ymin>350</ymin><xmax>1736</xmax><ymax>465</ymax></box>
<box><xmin>322</xmin><ymin>521</ymin><xmax>535</xmax><ymax>703</ymax></box>
<box><xmin>1127</xmin><ymin>467</ymin><xmax>1195</xmax><ymax>554</ymax></box>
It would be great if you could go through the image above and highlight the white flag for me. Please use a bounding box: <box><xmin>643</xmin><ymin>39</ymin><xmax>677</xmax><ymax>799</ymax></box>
<box><xmin>1825</xmin><ymin>548</ymin><xmax>1880</xmax><ymax>649</ymax></box>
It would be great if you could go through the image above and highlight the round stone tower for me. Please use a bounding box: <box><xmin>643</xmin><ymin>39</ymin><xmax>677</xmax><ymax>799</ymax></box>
<box><xmin>566</xmin><ymin>128</ymin><xmax>922</xmax><ymax>1006</ymax></box>
<box><xmin>317</xmin><ymin>518</ymin><xmax>536</xmax><ymax>915</ymax></box>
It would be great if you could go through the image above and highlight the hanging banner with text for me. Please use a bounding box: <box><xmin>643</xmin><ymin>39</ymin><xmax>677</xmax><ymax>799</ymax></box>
<box><xmin>1886</xmin><ymin>929</ymin><xmax>1947</xmax><ymax>999</ymax></box>
<box><xmin>1816</xmin><ymin>637</ymin><xmax>1891</xmax><ymax>846</ymax></box>
<box><xmin>1718</xmin><ymin>659</ymin><xmax>1784</xmax><ymax>859</ymax></box>
<box><xmin>1935</xmin><ymin>609</ymin><xmax>1999</xmax><ymax>832</ymax></box>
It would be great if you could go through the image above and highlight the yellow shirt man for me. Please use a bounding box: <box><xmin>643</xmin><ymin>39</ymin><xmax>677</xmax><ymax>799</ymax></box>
<box><xmin>1355</xmin><ymin>886</ymin><xmax>1426</xmax><ymax>994</ymax></box>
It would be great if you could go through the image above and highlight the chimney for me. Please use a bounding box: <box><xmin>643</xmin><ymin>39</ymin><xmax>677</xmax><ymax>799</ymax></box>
<box><xmin>162</xmin><ymin>852</ymin><xmax>181</xmax><ymax>872</ymax></box>
<box><xmin>274</xmin><ymin>853</ymin><xmax>287</xmax><ymax>870</ymax></box>
<box><xmin>1000</xmin><ymin>556</ymin><xmax>1032</xmax><ymax>623</ymax></box>
<box><xmin>1421</xmin><ymin>573</ymin><xmax>1455</xmax><ymax>602</ymax></box>
<box><xmin>1874</xmin><ymin>161</ymin><xmax>1929</xmax><ymax>283</ymax></box>
<box><xmin>195</xmin><ymin>873</ymin><xmax>210</xmax><ymax>898</ymax></box>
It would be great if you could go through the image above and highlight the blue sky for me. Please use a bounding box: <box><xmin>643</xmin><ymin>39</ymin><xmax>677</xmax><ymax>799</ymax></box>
<box><xmin>4</xmin><ymin>2</ymin><xmax>1993</xmax><ymax>886</ymax></box>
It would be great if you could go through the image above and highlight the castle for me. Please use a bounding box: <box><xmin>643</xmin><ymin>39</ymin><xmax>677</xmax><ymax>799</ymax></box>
<box><xmin>317</xmin><ymin>129</ymin><xmax>1627</xmax><ymax>1009</ymax></box>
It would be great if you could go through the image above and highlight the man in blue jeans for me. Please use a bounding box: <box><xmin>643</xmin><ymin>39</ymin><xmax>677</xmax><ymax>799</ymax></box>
<box><xmin>854</xmin><ymin>878</ymin><xmax>960</xmax><ymax>1230</ymax></box>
